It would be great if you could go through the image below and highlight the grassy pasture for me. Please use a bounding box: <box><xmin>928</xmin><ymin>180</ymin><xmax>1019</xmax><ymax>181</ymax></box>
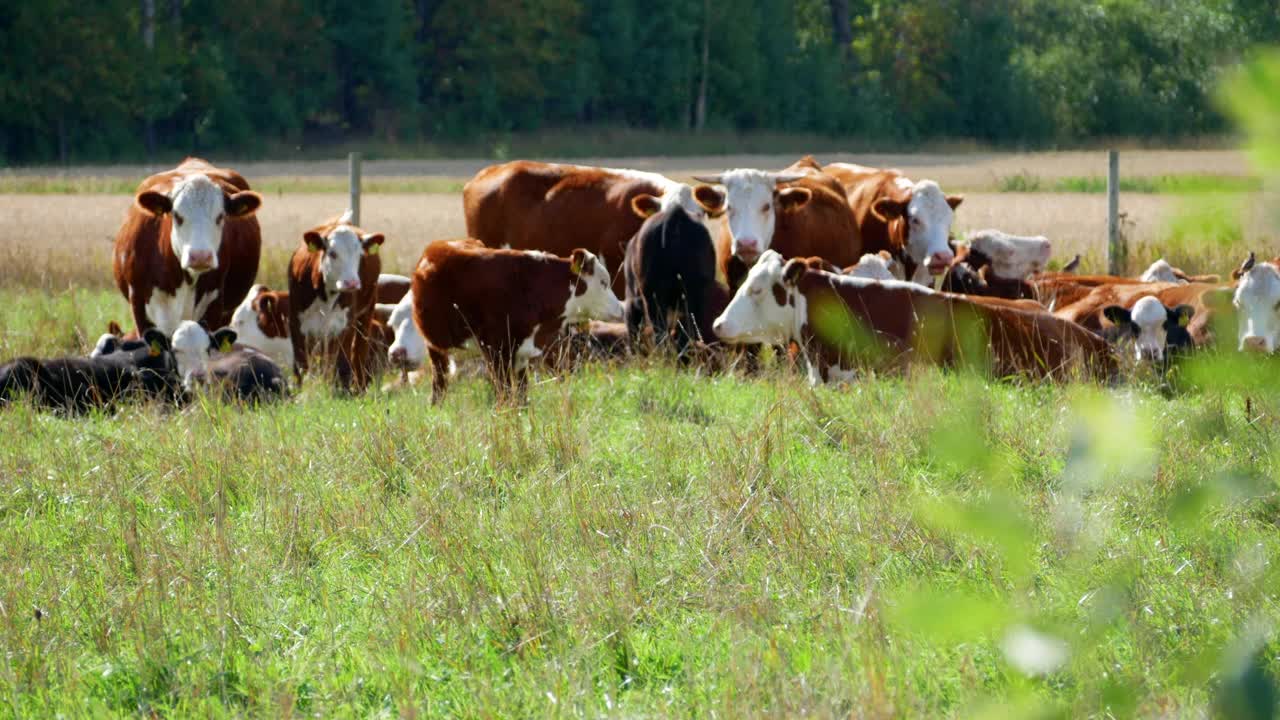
<box><xmin>0</xmin><ymin>150</ymin><xmax>1278</xmax><ymax>717</ymax></box>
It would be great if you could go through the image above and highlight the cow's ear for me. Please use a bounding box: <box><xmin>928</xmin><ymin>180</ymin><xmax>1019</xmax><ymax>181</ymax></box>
<box><xmin>256</xmin><ymin>293</ymin><xmax>276</xmax><ymax>316</ymax></box>
<box><xmin>782</xmin><ymin>259</ymin><xmax>805</xmax><ymax>286</ymax></box>
<box><xmin>877</xmin><ymin>250</ymin><xmax>893</xmax><ymax>261</ymax></box>
<box><xmin>778</xmin><ymin>187</ymin><xmax>812</xmax><ymax>212</ymax></box>
<box><xmin>1171</xmin><ymin>304</ymin><xmax>1195</xmax><ymax>328</ymax></box>
<box><xmin>305</xmin><ymin>231</ymin><xmax>326</xmax><ymax>252</ymax></box>
<box><xmin>136</xmin><ymin>191</ymin><xmax>172</xmax><ymax>216</ymax></box>
<box><xmin>142</xmin><ymin>329</ymin><xmax>170</xmax><ymax>356</ymax></box>
<box><xmin>211</xmin><ymin>328</ymin><xmax>237</xmax><ymax>353</ymax></box>
<box><xmin>631</xmin><ymin>194</ymin><xmax>662</xmax><ymax>219</ymax></box>
<box><xmin>694</xmin><ymin>185</ymin><xmax>726</xmax><ymax>217</ymax></box>
<box><xmin>224</xmin><ymin>190</ymin><xmax>262</xmax><ymax>218</ymax></box>
<box><xmin>362</xmin><ymin>233</ymin><xmax>385</xmax><ymax>255</ymax></box>
<box><xmin>871</xmin><ymin>197</ymin><xmax>908</xmax><ymax>223</ymax></box>
<box><xmin>946</xmin><ymin>194</ymin><xmax>964</xmax><ymax>210</ymax></box>
<box><xmin>107</xmin><ymin>320</ymin><xmax>124</xmax><ymax>336</ymax></box>
<box><xmin>1102</xmin><ymin>306</ymin><xmax>1133</xmax><ymax>328</ymax></box>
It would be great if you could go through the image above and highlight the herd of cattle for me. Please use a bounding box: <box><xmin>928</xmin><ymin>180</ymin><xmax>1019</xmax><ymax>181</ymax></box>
<box><xmin>2</xmin><ymin>155</ymin><xmax>1278</xmax><ymax>412</ymax></box>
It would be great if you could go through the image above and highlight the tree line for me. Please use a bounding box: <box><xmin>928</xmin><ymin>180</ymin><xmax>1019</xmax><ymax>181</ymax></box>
<box><xmin>1</xmin><ymin>0</ymin><xmax>1276</xmax><ymax>164</ymax></box>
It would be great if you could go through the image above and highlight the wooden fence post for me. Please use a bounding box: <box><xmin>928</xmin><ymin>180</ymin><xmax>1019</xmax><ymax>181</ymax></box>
<box><xmin>348</xmin><ymin>152</ymin><xmax>362</xmax><ymax>225</ymax></box>
<box><xmin>1107</xmin><ymin>150</ymin><xmax>1124</xmax><ymax>275</ymax></box>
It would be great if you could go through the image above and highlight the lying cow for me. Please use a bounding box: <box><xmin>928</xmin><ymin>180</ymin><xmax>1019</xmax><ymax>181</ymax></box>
<box><xmin>288</xmin><ymin>211</ymin><xmax>385</xmax><ymax>392</ymax></box>
<box><xmin>169</xmin><ymin>321</ymin><xmax>287</xmax><ymax>403</ymax></box>
<box><xmin>1140</xmin><ymin>258</ymin><xmax>1220</xmax><ymax>285</ymax></box>
<box><xmin>940</xmin><ymin>231</ymin><xmax>1052</xmax><ymax>299</ymax></box>
<box><xmin>1</xmin><ymin>330</ymin><xmax>179</xmax><ymax>413</ymax></box>
<box><xmin>411</xmin><ymin>240</ymin><xmax>624</xmax><ymax>404</ymax></box>
<box><xmin>712</xmin><ymin>250</ymin><xmax>1115</xmax><ymax>383</ymax></box>
<box><xmin>845</xmin><ymin>251</ymin><xmax>905</xmax><ymax>281</ymax></box>
<box><xmin>1230</xmin><ymin>253</ymin><xmax>1280</xmax><ymax>353</ymax></box>
<box><xmin>1053</xmin><ymin>281</ymin><xmax>1228</xmax><ymax>363</ymax></box>
<box><xmin>623</xmin><ymin>193</ymin><xmax>723</xmax><ymax>361</ymax></box>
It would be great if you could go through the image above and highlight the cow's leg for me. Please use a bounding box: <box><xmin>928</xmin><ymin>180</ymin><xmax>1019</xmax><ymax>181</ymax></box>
<box><xmin>428</xmin><ymin>348</ymin><xmax>450</xmax><ymax>404</ymax></box>
<box><xmin>348</xmin><ymin>319</ymin><xmax>372</xmax><ymax>393</ymax></box>
<box><xmin>129</xmin><ymin>291</ymin><xmax>154</xmax><ymax>337</ymax></box>
<box><xmin>334</xmin><ymin>329</ymin><xmax>356</xmax><ymax>393</ymax></box>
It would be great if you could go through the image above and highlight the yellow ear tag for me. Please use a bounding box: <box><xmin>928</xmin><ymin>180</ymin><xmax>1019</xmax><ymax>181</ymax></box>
<box><xmin>1178</xmin><ymin>313</ymin><xmax>1190</xmax><ymax>327</ymax></box>
<box><xmin>570</xmin><ymin>259</ymin><xmax>582</xmax><ymax>275</ymax></box>
<box><xmin>219</xmin><ymin>337</ymin><xmax>234</xmax><ymax>352</ymax></box>
<box><xmin>368</xmin><ymin>244</ymin><xmax>380</xmax><ymax>256</ymax></box>
<box><xmin>149</xmin><ymin>341</ymin><xmax>162</xmax><ymax>357</ymax></box>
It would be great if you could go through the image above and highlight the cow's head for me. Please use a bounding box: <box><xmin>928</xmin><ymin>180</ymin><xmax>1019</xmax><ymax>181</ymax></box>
<box><xmin>1232</xmin><ymin>254</ymin><xmax>1280</xmax><ymax>353</ymax></box>
<box><xmin>383</xmin><ymin>291</ymin><xmax>426</xmax><ymax>371</ymax></box>
<box><xmin>170</xmin><ymin>321</ymin><xmax>237</xmax><ymax>391</ymax></box>
<box><xmin>305</xmin><ymin>215</ymin><xmax>384</xmax><ymax>293</ymax></box>
<box><xmin>230</xmin><ymin>285</ymin><xmax>288</xmax><ymax>354</ymax></box>
<box><xmin>692</xmin><ymin>170</ymin><xmax>808</xmax><ymax>264</ymax></box>
<box><xmin>563</xmin><ymin>249</ymin><xmax>625</xmax><ymax>324</ymax></box>
<box><xmin>649</xmin><ymin>184</ymin><xmax>726</xmax><ymax>224</ymax></box>
<box><xmin>1104</xmin><ymin>297</ymin><xmax>1194</xmax><ymax>364</ymax></box>
<box><xmin>1139</xmin><ymin>258</ymin><xmax>1184</xmax><ymax>284</ymax></box>
<box><xmin>846</xmin><ymin>251</ymin><xmax>905</xmax><ymax>282</ymax></box>
<box><xmin>871</xmin><ymin>180</ymin><xmax>962</xmax><ymax>278</ymax></box>
<box><xmin>136</xmin><ymin>174</ymin><xmax>262</xmax><ymax>275</ymax></box>
<box><xmin>712</xmin><ymin>250</ymin><xmax>802</xmax><ymax>345</ymax></box>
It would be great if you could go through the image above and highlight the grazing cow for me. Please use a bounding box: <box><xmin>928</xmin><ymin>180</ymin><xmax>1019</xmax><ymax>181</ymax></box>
<box><xmin>712</xmin><ymin>251</ymin><xmax>1114</xmax><ymax>383</ymax></box>
<box><xmin>1</xmin><ymin>330</ymin><xmax>179</xmax><ymax>413</ymax></box>
<box><xmin>1053</xmin><ymin>281</ymin><xmax>1228</xmax><ymax>357</ymax></box>
<box><xmin>410</xmin><ymin>240</ymin><xmax>624</xmax><ymax>403</ymax></box>
<box><xmin>464</xmin><ymin>161</ymin><xmax>725</xmax><ymax>293</ymax></box>
<box><xmin>694</xmin><ymin>157</ymin><xmax>861</xmax><ymax>294</ymax></box>
<box><xmin>822</xmin><ymin>162</ymin><xmax>962</xmax><ymax>284</ymax></box>
<box><xmin>288</xmin><ymin>211</ymin><xmax>385</xmax><ymax>392</ymax></box>
<box><xmin>169</xmin><ymin>321</ymin><xmax>287</xmax><ymax>402</ymax></box>
<box><xmin>845</xmin><ymin>251</ymin><xmax>905</xmax><ymax>281</ymax></box>
<box><xmin>1230</xmin><ymin>253</ymin><xmax>1280</xmax><ymax>353</ymax></box>
<box><xmin>940</xmin><ymin>231</ymin><xmax>1052</xmax><ymax>300</ymax></box>
<box><xmin>113</xmin><ymin>158</ymin><xmax>263</xmax><ymax>336</ymax></box>
<box><xmin>623</xmin><ymin>194</ymin><xmax>723</xmax><ymax>361</ymax></box>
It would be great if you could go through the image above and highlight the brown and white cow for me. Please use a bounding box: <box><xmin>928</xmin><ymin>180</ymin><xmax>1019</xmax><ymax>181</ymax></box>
<box><xmin>712</xmin><ymin>250</ymin><xmax>1115</xmax><ymax>383</ymax></box>
<box><xmin>410</xmin><ymin>240</ymin><xmax>624</xmax><ymax>404</ymax></box>
<box><xmin>940</xmin><ymin>231</ymin><xmax>1053</xmax><ymax>300</ymax></box>
<box><xmin>113</xmin><ymin>158</ymin><xmax>263</xmax><ymax>335</ymax></box>
<box><xmin>822</xmin><ymin>162</ymin><xmax>962</xmax><ymax>284</ymax></box>
<box><xmin>287</xmin><ymin>211</ymin><xmax>386</xmax><ymax>392</ymax></box>
<box><xmin>1226</xmin><ymin>253</ymin><xmax>1280</xmax><ymax>353</ymax></box>
<box><xmin>463</xmin><ymin>161</ymin><xmax>724</xmax><ymax>293</ymax></box>
<box><xmin>1052</xmin><ymin>281</ymin><xmax>1229</xmax><ymax>361</ymax></box>
<box><xmin>693</xmin><ymin>156</ymin><xmax>862</xmax><ymax>294</ymax></box>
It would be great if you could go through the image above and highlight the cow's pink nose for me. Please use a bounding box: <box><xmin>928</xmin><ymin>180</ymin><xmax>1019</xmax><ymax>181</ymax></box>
<box><xmin>1243</xmin><ymin>335</ymin><xmax>1268</xmax><ymax>352</ymax></box>
<box><xmin>736</xmin><ymin>238</ymin><xmax>760</xmax><ymax>261</ymax></box>
<box><xmin>927</xmin><ymin>251</ymin><xmax>955</xmax><ymax>274</ymax></box>
<box><xmin>337</xmin><ymin>279</ymin><xmax>362</xmax><ymax>291</ymax></box>
<box><xmin>187</xmin><ymin>250</ymin><xmax>215</xmax><ymax>269</ymax></box>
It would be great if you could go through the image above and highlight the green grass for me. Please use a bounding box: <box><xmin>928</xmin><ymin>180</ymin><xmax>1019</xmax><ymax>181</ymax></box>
<box><xmin>1</xmin><ymin>291</ymin><xmax>1279</xmax><ymax>717</ymax></box>
<box><xmin>996</xmin><ymin>172</ymin><xmax>1262</xmax><ymax>195</ymax></box>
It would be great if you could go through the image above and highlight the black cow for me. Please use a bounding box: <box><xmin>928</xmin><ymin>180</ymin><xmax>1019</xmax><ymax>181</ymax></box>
<box><xmin>623</xmin><ymin>194</ymin><xmax>723</xmax><ymax>362</ymax></box>
<box><xmin>0</xmin><ymin>329</ymin><xmax>179</xmax><ymax>413</ymax></box>
<box><xmin>169</xmin><ymin>321</ymin><xmax>287</xmax><ymax>404</ymax></box>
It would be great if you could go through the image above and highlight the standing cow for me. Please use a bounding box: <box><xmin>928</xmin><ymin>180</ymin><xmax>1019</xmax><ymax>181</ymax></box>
<box><xmin>113</xmin><ymin>158</ymin><xmax>263</xmax><ymax>335</ymax></box>
<box><xmin>287</xmin><ymin>210</ymin><xmax>385</xmax><ymax>393</ymax></box>
<box><xmin>463</xmin><ymin>161</ymin><xmax>724</xmax><ymax>293</ymax></box>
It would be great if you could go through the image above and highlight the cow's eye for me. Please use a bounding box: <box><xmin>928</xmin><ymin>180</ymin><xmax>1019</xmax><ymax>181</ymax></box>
<box><xmin>762</xmin><ymin>204</ymin><xmax>772</xmax><ymax>214</ymax></box>
<box><xmin>328</xmin><ymin>250</ymin><xmax>337</xmax><ymax>259</ymax></box>
<box><xmin>215</xmin><ymin>213</ymin><xmax>224</xmax><ymax>224</ymax></box>
<box><xmin>174</xmin><ymin>214</ymin><xmax>184</xmax><ymax>226</ymax></box>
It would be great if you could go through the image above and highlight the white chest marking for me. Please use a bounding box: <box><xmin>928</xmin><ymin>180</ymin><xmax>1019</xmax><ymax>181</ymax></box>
<box><xmin>145</xmin><ymin>284</ymin><xmax>217</xmax><ymax>337</ymax></box>
<box><xmin>299</xmin><ymin>296</ymin><xmax>350</xmax><ymax>339</ymax></box>
<box><xmin>514</xmin><ymin>325</ymin><xmax>543</xmax><ymax>370</ymax></box>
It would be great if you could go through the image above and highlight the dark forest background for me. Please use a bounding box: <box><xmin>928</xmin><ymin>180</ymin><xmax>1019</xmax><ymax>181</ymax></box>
<box><xmin>2</xmin><ymin>0</ymin><xmax>1278</xmax><ymax>164</ymax></box>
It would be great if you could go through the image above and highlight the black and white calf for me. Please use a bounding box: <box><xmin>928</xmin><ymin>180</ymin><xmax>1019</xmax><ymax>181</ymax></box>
<box><xmin>1</xmin><ymin>330</ymin><xmax>179</xmax><ymax>413</ymax></box>
<box><xmin>1102</xmin><ymin>296</ymin><xmax>1195</xmax><ymax>364</ymax></box>
<box><xmin>170</xmin><ymin>321</ymin><xmax>287</xmax><ymax>402</ymax></box>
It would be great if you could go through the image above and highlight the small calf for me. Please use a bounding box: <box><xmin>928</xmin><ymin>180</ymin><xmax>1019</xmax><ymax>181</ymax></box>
<box><xmin>170</xmin><ymin>321</ymin><xmax>287</xmax><ymax>402</ymax></box>
<box><xmin>1</xmin><ymin>330</ymin><xmax>179</xmax><ymax>413</ymax></box>
<box><xmin>1102</xmin><ymin>296</ymin><xmax>1195</xmax><ymax>364</ymax></box>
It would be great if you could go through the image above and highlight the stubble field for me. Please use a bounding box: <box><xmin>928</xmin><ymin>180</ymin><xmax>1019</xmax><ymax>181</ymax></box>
<box><xmin>0</xmin><ymin>150</ymin><xmax>1277</xmax><ymax>718</ymax></box>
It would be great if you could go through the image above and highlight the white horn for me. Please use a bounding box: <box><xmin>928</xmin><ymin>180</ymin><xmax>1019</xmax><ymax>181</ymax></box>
<box><xmin>692</xmin><ymin>175</ymin><xmax>725</xmax><ymax>184</ymax></box>
<box><xmin>771</xmin><ymin>173</ymin><xmax>806</xmax><ymax>184</ymax></box>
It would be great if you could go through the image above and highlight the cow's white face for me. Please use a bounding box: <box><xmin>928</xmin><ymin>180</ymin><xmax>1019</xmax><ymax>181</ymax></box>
<box><xmin>708</xmin><ymin>170</ymin><xmax>809</xmax><ymax>264</ymax></box>
<box><xmin>229</xmin><ymin>286</ymin><xmax>266</xmax><ymax>344</ymax></box>
<box><xmin>170</xmin><ymin>321</ymin><xmax>236</xmax><ymax>390</ymax></box>
<box><xmin>846</xmin><ymin>253</ymin><xmax>901</xmax><ymax>282</ymax></box>
<box><xmin>385</xmin><ymin>291</ymin><xmax>426</xmax><ymax>369</ymax></box>
<box><xmin>712</xmin><ymin>250</ymin><xmax>798</xmax><ymax>345</ymax></box>
<box><xmin>1140</xmin><ymin>259</ymin><xmax>1182</xmax><ymax>284</ymax></box>
<box><xmin>903</xmin><ymin>181</ymin><xmax>958</xmax><ymax>275</ymax></box>
<box><xmin>1234</xmin><ymin>262</ymin><xmax>1280</xmax><ymax>353</ymax></box>
<box><xmin>308</xmin><ymin>224</ymin><xmax>382</xmax><ymax>293</ymax></box>
<box><xmin>662</xmin><ymin>184</ymin><xmax>721</xmax><ymax>224</ymax></box>
<box><xmin>563</xmin><ymin>250</ymin><xmax>625</xmax><ymax>324</ymax></box>
<box><xmin>968</xmin><ymin>231</ymin><xmax>1051</xmax><ymax>279</ymax></box>
<box><xmin>135</xmin><ymin>175</ymin><xmax>261</xmax><ymax>275</ymax></box>
<box><xmin>1128</xmin><ymin>296</ymin><xmax>1172</xmax><ymax>362</ymax></box>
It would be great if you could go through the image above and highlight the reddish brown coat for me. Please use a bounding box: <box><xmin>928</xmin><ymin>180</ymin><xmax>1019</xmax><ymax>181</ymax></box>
<box><xmin>287</xmin><ymin>217</ymin><xmax>383</xmax><ymax>392</ymax></box>
<box><xmin>112</xmin><ymin>158</ymin><xmax>262</xmax><ymax>333</ymax></box>
<box><xmin>1053</xmin><ymin>281</ymin><xmax>1230</xmax><ymax>346</ymax></box>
